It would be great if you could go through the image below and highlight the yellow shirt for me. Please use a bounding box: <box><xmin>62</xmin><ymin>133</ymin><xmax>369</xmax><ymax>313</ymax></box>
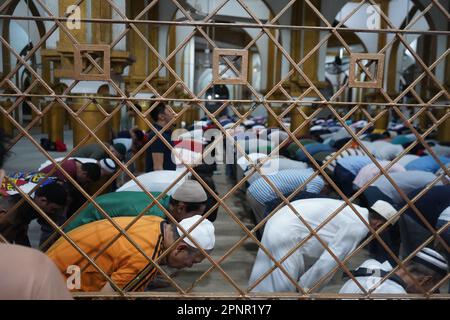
<box><xmin>47</xmin><ymin>216</ymin><xmax>164</xmax><ymax>292</ymax></box>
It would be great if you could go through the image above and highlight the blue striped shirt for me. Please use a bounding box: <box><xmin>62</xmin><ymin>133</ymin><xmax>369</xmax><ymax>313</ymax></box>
<box><xmin>248</xmin><ymin>168</ymin><xmax>325</xmax><ymax>205</ymax></box>
<box><xmin>336</xmin><ymin>156</ymin><xmax>374</xmax><ymax>175</ymax></box>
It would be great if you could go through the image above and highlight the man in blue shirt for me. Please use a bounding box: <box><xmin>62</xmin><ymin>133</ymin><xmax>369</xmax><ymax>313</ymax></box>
<box><xmin>405</xmin><ymin>155</ymin><xmax>450</xmax><ymax>173</ymax></box>
<box><xmin>246</xmin><ymin>168</ymin><xmax>325</xmax><ymax>228</ymax></box>
<box><xmin>145</xmin><ymin>103</ymin><xmax>177</xmax><ymax>172</ymax></box>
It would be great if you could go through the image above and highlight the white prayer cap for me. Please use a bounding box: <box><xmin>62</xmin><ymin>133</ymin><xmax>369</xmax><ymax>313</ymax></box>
<box><xmin>177</xmin><ymin>215</ymin><xmax>215</xmax><ymax>250</ymax></box>
<box><xmin>99</xmin><ymin>158</ymin><xmax>116</xmax><ymax>174</ymax></box>
<box><xmin>252</xmin><ymin>125</ymin><xmax>266</xmax><ymax>130</ymax></box>
<box><xmin>371</xmin><ymin>200</ymin><xmax>399</xmax><ymax>225</ymax></box>
<box><xmin>310</xmin><ymin>125</ymin><xmax>323</xmax><ymax>131</ymax></box>
<box><xmin>172</xmin><ymin>180</ymin><xmax>207</xmax><ymax>203</ymax></box>
<box><xmin>412</xmin><ymin>247</ymin><xmax>448</xmax><ymax>276</ymax></box>
<box><xmin>222</xmin><ymin>122</ymin><xmax>235</xmax><ymax>130</ymax></box>
<box><xmin>243</xmin><ymin>119</ymin><xmax>255</xmax><ymax>126</ymax></box>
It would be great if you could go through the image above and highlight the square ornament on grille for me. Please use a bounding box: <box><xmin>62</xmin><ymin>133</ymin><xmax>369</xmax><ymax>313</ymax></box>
<box><xmin>213</xmin><ymin>49</ymin><xmax>248</xmax><ymax>85</ymax></box>
<box><xmin>74</xmin><ymin>44</ymin><xmax>111</xmax><ymax>81</ymax></box>
<box><xmin>349</xmin><ymin>53</ymin><xmax>385</xmax><ymax>89</ymax></box>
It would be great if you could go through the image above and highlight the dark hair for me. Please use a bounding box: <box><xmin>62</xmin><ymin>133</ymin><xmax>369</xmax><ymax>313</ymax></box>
<box><xmin>81</xmin><ymin>162</ymin><xmax>101</xmax><ymax>182</ymax></box>
<box><xmin>169</xmin><ymin>197</ymin><xmax>206</xmax><ymax>214</ymax></box>
<box><xmin>132</xmin><ymin>128</ymin><xmax>145</xmax><ymax>141</ymax></box>
<box><xmin>35</xmin><ymin>182</ymin><xmax>68</xmax><ymax>206</ymax></box>
<box><xmin>150</xmin><ymin>103</ymin><xmax>167</xmax><ymax>122</ymax></box>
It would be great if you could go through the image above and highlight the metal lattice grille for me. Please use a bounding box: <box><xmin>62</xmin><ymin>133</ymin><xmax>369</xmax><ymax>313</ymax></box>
<box><xmin>0</xmin><ymin>0</ymin><xmax>449</xmax><ymax>299</ymax></box>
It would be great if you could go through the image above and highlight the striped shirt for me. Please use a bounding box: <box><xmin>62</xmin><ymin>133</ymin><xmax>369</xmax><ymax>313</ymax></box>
<box><xmin>336</xmin><ymin>156</ymin><xmax>374</xmax><ymax>176</ymax></box>
<box><xmin>323</xmin><ymin>148</ymin><xmax>367</xmax><ymax>173</ymax></box>
<box><xmin>247</xmin><ymin>169</ymin><xmax>325</xmax><ymax>205</ymax></box>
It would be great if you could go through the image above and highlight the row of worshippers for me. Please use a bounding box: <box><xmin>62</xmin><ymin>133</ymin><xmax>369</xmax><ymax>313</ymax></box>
<box><xmin>0</xmin><ymin>101</ymin><xmax>220</xmax><ymax>248</ymax></box>
<box><xmin>172</xmin><ymin>111</ymin><xmax>449</xmax><ymax>294</ymax></box>
<box><xmin>0</xmin><ymin>101</ymin><xmax>225</xmax><ymax>296</ymax></box>
<box><xmin>224</xmin><ymin>114</ymin><xmax>449</xmax><ymax>294</ymax></box>
<box><xmin>0</xmin><ymin>131</ymin><xmax>218</xmax><ymax>296</ymax></box>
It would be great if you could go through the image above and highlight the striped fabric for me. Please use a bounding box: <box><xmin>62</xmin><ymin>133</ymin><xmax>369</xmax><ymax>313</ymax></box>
<box><xmin>247</xmin><ymin>168</ymin><xmax>325</xmax><ymax>205</ymax></box>
<box><xmin>323</xmin><ymin>147</ymin><xmax>367</xmax><ymax>173</ymax></box>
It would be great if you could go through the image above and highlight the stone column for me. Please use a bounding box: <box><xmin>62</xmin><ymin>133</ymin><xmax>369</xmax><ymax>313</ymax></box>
<box><xmin>71</xmin><ymin>96</ymin><xmax>111</xmax><ymax>146</ymax></box>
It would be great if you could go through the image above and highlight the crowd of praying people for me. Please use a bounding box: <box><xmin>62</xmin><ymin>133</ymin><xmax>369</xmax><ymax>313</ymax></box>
<box><xmin>0</xmin><ymin>102</ymin><xmax>448</xmax><ymax>299</ymax></box>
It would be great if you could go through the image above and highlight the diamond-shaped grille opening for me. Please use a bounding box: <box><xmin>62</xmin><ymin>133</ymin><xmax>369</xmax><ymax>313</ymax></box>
<box><xmin>74</xmin><ymin>45</ymin><xmax>111</xmax><ymax>80</ymax></box>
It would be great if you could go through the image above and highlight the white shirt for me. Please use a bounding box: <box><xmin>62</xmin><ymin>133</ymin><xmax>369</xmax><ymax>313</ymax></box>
<box><xmin>362</xmin><ymin>141</ymin><xmax>404</xmax><ymax>161</ymax></box>
<box><xmin>116</xmin><ymin>170</ymin><xmax>187</xmax><ymax>195</ymax></box>
<box><xmin>249</xmin><ymin>198</ymin><xmax>369</xmax><ymax>292</ymax></box>
<box><xmin>339</xmin><ymin>259</ymin><xmax>407</xmax><ymax>294</ymax></box>
<box><xmin>353</xmin><ymin>161</ymin><xmax>406</xmax><ymax>189</ymax></box>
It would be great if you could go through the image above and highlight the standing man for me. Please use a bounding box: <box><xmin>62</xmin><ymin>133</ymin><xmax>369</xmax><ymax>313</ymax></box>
<box><xmin>146</xmin><ymin>103</ymin><xmax>176</xmax><ymax>172</ymax></box>
<box><xmin>248</xmin><ymin>199</ymin><xmax>398</xmax><ymax>292</ymax></box>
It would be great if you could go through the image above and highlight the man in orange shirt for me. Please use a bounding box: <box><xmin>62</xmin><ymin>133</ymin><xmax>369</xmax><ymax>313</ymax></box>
<box><xmin>47</xmin><ymin>214</ymin><xmax>215</xmax><ymax>292</ymax></box>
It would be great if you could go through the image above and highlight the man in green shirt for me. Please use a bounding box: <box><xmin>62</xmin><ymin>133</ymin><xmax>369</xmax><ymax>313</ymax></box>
<box><xmin>64</xmin><ymin>180</ymin><xmax>208</xmax><ymax>232</ymax></box>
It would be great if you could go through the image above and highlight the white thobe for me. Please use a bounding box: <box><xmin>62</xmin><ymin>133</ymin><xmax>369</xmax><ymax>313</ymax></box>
<box><xmin>249</xmin><ymin>198</ymin><xmax>369</xmax><ymax>292</ymax></box>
